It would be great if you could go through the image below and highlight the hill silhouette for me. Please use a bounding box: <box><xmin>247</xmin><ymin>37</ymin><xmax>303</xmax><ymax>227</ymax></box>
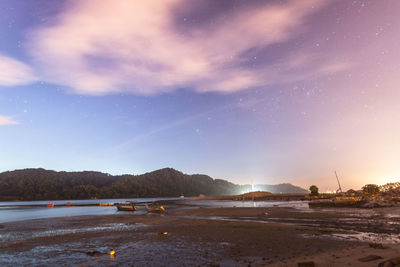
<box><xmin>251</xmin><ymin>183</ymin><xmax>309</xmax><ymax>194</ymax></box>
<box><xmin>0</xmin><ymin>168</ymin><xmax>307</xmax><ymax>201</ymax></box>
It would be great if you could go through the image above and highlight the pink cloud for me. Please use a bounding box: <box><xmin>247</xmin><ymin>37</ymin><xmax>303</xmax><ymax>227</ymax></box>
<box><xmin>28</xmin><ymin>0</ymin><xmax>338</xmax><ymax>95</ymax></box>
<box><xmin>0</xmin><ymin>54</ymin><xmax>37</xmax><ymax>86</ymax></box>
<box><xmin>0</xmin><ymin>115</ymin><xmax>19</xmax><ymax>126</ymax></box>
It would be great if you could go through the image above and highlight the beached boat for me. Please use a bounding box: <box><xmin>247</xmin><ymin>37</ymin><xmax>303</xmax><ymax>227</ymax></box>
<box><xmin>116</xmin><ymin>202</ymin><xmax>136</xmax><ymax>211</ymax></box>
<box><xmin>145</xmin><ymin>203</ymin><xmax>165</xmax><ymax>213</ymax></box>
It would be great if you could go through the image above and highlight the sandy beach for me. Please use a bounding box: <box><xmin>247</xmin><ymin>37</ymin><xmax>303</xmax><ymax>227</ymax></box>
<box><xmin>1</xmin><ymin>202</ymin><xmax>400</xmax><ymax>266</ymax></box>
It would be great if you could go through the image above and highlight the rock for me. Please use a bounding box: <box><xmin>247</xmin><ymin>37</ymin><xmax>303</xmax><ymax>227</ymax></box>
<box><xmin>358</xmin><ymin>254</ymin><xmax>383</xmax><ymax>262</ymax></box>
<box><xmin>297</xmin><ymin>261</ymin><xmax>315</xmax><ymax>267</ymax></box>
<box><xmin>391</xmin><ymin>257</ymin><xmax>400</xmax><ymax>264</ymax></box>
<box><xmin>369</xmin><ymin>243</ymin><xmax>387</xmax><ymax>249</ymax></box>
<box><xmin>86</xmin><ymin>250</ymin><xmax>102</xmax><ymax>256</ymax></box>
<box><xmin>378</xmin><ymin>261</ymin><xmax>394</xmax><ymax>267</ymax></box>
<box><xmin>378</xmin><ymin>257</ymin><xmax>400</xmax><ymax>267</ymax></box>
<box><xmin>361</xmin><ymin>201</ymin><xmax>379</xmax><ymax>208</ymax></box>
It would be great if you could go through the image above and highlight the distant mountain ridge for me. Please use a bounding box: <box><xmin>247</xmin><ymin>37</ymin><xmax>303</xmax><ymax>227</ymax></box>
<box><xmin>251</xmin><ymin>183</ymin><xmax>309</xmax><ymax>194</ymax></box>
<box><xmin>0</xmin><ymin>168</ymin><xmax>308</xmax><ymax>201</ymax></box>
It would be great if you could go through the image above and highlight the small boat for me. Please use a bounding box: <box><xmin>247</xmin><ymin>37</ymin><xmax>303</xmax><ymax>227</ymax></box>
<box><xmin>145</xmin><ymin>203</ymin><xmax>165</xmax><ymax>213</ymax></box>
<box><xmin>116</xmin><ymin>202</ymin><xmax>136</xmax><ymax>211</ymax></box>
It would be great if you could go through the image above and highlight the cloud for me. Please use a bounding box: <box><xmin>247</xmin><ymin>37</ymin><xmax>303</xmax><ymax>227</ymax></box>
<box><xmin>0</xmin><ymin>54</ymin><xmax>37</xmax><ymax>86</ymax></box>
<box><xmin>25</xmin><ymin>0</ymin><xmax>341</xmax><ymax>95</ymax></box>
<box><xmin>0</xmin><ymin>115</ymin><xmax>19</xmax><ymax>126</ymax></box>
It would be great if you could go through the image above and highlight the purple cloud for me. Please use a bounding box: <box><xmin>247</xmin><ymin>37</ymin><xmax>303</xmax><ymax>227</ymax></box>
<box><xmin>26</xmin><ymin>0</ymin><xmax>344</xmax><ymax>95</ymax></box>
<box><xmin>0</xmin><ymin>53</ymin><xmax>37</xmax><ymax>86</ymax></box>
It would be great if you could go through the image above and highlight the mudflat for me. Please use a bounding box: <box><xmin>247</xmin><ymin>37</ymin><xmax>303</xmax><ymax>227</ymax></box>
<box><xmin>0</xmin><ymin>204</ymin><xmax>399</xmax><ymax>266</ymax></box>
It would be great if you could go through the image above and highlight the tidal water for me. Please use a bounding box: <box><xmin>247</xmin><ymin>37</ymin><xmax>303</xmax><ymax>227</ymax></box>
<box><xmin>0</xmin><ymin>198</ymin><xmax>181</xmax><ymax>223</ymax></box>
<box><xmin>0</xmin><ymin>198</ymin><xmax>312</xmax><ymax>224</ymax></box>
<box><xmin>181</xmin><ymin>199</ymin><xmax>310</xmax><ymax>209</ymax></box>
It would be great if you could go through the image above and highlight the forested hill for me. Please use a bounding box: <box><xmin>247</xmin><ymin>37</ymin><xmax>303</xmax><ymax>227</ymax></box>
<box><xmin>0</xmin><ymin>168</ymin><xmax>308</xmax><ymax>201</ymax></box>
<box><xmin>0</xmin><ymin>168</ymin><xmax>240</xmax><ymax>201</ymax></box>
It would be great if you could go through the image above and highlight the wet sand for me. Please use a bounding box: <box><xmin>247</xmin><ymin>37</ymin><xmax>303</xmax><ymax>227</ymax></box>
<box><xmin>1</xmin><ymin>204</ymin><xmax>399</xmax><ymax>266</ymax></box>
<box><xmin>271</xmin><ymin>245</ymin><xmax>400</xmax><ymax>267</ymax></box>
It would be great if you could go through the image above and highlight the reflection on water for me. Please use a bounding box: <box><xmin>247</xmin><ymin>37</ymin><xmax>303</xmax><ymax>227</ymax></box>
<box><xmin>0</xmin><ymin>198</ymin><xmax>311</xmax><ymax>224</ymax></box>
<box><xmin>0</xmin><ymin>197</ymin><xmax>180</xmax><ymax>207</ymax></box>
<box><xmin>302</xmin><ymin>232</ymin><xmax>400</xmax><ymax>244</ymax></box>
<box><xmin>180</xmin><ymin>199</ymin><xmax>310</xmax><ymax>210</ymax></box>
<box><xmin>0</xmin><ymin>223</ymin><xmax>146</xmax><ymax>242</ymax></box>
<box><xmin>0</xmin><ymin>206</ymin><xmax>117</xmax><ymax>224</ymax></box>
<box><xmin>0</xmin><ymin>197</ymin><xmax>179</xmax><ymax>223</ymax></box>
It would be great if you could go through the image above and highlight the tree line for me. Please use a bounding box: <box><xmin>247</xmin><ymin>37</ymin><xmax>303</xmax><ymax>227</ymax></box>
<box><xmin>0</xmin><ymin>168</ymin><xmax>242</xmax><ymax>201</ymax></box>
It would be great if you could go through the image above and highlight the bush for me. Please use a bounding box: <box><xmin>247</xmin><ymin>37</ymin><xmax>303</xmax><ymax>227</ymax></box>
<box><xmin>362</xmin><ymin>184</ymin><xmax>380</xmax><ymax>195</ymax></box>
<box><xmin>309</xmin><ymin>185</ymin><xmax>319</xmax><ymax>196</ymax></box>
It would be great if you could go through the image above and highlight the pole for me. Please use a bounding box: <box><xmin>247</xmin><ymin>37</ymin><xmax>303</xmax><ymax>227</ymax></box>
<box><xmin>335</xmin><ymin>171</ymin><xmax>342</xmax><ymax>193</ymax></box>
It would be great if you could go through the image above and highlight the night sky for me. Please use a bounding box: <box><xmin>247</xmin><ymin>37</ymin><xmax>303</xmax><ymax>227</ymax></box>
<box><xmin>1</xmin><ymin>0</ymin><xmax>399</xmax><ymax>191</ymax></box>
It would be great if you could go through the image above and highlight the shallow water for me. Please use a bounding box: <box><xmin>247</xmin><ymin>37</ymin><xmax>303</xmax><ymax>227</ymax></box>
<box><xmin>0</xmin><ymin>198</ymin><xmax>312</xmax><ymax>224</ymax></box>
<box><xmin>181</xmin><ymin>199</ymin><xmax>310</xmax><ymax>210</ymax></box>
<box><xmin>302</xmin><ymin>232</ymin><xmax>400</xmax><ymax>244</ymax></box>
<box><xmin>0</xmin><ymin>197</ymin><xmax>181</xmax><ymax>207</ymax></box>
<box><xmin>0</xmin><ymin>197</ymin><xmax>180</xmax><ymax>223</ymax></box>
<box><xmin>0</xmin><ymin>223</ymin><xmax>146</xmax><ymax>243</ymax></box>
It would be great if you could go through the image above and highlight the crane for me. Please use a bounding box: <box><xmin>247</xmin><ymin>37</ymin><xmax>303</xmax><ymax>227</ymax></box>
<box><xmin>335</xmin><ymin>171</ymin><xmax>343</xmax><ymax>193</ymax></box>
